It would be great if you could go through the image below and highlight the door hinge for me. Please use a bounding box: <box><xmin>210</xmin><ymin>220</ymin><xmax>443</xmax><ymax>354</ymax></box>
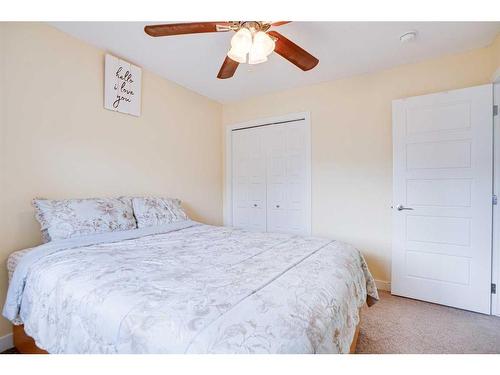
<box><xmin>493</xmin><ymin>195</ymin><xmax>498</xmax><ymax>205</ymax></box>
<box><xmin>495</xmin><ymin>105</ymin><xmax>499</xmax><ymax>117</ymax></box>
<box><xmin>492</xmin><ymin>283</ymin><xmax>497</xmax><ymax>294</ymax></box>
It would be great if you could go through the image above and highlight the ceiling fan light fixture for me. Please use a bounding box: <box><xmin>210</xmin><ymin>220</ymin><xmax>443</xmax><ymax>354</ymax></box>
<box><xmin>248</xmin><ymin>31</ymin><xmax>275</xmax><ymax>65</ymax></box>
<box><xmin>248</xmin><ymin>50</ymin><xmax>268</xmax><ymax>65</ymax></box>
<box><xmin>227</xmin><ymin>48</ymin><xmax>247</xmax><ymax>63</ymax></box>
<box><xmin>254</xmin><ymin>31</ymin><xmax>275</xmax><ymax>56</ymax></box>
<box><xmin>227</xmin><ymin>27</ymin><xmax>252</xmax><ymax>63</ymax></box>
<box><xmin>248</xmin><ymin>43</ymin><xmax>268</xmax><ymax>64</ymax></box>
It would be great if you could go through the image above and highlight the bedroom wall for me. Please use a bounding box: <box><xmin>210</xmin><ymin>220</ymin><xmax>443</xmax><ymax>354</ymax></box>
<box><xmin>223</xmin><ymin>36</ymin><xmax>500</xmax><ymax>289</ymax></box>
<box><xmin>492</xmin><ymin>34</ymin><xmax>500</xmax><ymax>80</ymax></box>
<box><xmin>0</xmin><ymin>22</ymin><xmax>223</xmax><ymax>337</ymax></box>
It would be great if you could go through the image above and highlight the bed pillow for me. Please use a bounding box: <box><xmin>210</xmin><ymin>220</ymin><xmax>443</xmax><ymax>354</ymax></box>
<box><xmin>132</xmin><ymin>197</ymin><xmax>188</xmax><ymax>228</ymax></box>
<box><xmin>32</xmin><ymin>197</ymin><xmax>137</xmax><ymax>242</ymax></box>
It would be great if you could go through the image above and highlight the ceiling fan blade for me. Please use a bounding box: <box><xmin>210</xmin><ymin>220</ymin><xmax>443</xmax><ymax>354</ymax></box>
<box><xmin>271</xmin><ymin>21</ymin><xmax>291</xmax><ymax>27</ymax></box>
<box><xmin>267</xmin><ymin>31</ymin><xmax>319</xmax><ymax>71</ymax></box>
<box><xmin>144</xmin><ymin>22</ymin><xmax>231</xmax><ymax>37</ymax></box>
<box><xmin>217</xmin><ymin>56</ymin><xmax>239</xmax><ymax>79</ymax></box>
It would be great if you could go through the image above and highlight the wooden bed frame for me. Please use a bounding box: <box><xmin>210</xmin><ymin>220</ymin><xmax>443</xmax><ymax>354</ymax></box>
<box><xmin>13</xmin><ymin>325</ymin><xmax>48</xmax><ymax>354</ymax></box>
<box><xmin>12</xmin><ymin>311</ymin><xmax>362</xmax><ymax>354</ymax></box>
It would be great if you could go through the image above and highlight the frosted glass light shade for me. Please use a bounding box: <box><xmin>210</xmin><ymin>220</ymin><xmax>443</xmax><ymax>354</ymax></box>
<box><xmin>248</xmin><ymin>47</ymin><xmax>268</xmax><ymax>64</ymax></box>
<box><xmin>253</xmin><ymin>31</ymin><xmax>275</xmax><ymax>56</ymax></box>
<box><xmin>226</xmin><ymin>28</ymin><xmax>275</xmax><ymax>65</ymax></box>
<box><xmin>248</xmin><ymin>31</ymin><xmax>275</xmax><ymax>65</ymax></box>
<box><xmin>228</xmin><ymin>48</ymin><xmax>247</xmax><ymax>63</ymax></box>
<box><xmin>227</xmin><ymin>28</ymin><xmax>252</xmax><ymax>63</ymax></box>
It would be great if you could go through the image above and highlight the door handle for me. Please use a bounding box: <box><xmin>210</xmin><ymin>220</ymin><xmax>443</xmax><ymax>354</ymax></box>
<box><xmin>396</xmin><ymin>204</ymin><xmax>413</xmax><ymax>211</ymax></box>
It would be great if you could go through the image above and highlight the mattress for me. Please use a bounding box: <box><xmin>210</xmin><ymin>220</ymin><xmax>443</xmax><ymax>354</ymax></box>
<box><xmin>3</xmin><ymin>220</ymin><xmax>378</xmax><ymax>354</ymax></box>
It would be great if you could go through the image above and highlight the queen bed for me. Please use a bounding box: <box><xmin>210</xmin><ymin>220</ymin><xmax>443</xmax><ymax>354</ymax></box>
<box><xmin>3</xmin><ymin>197</ymin><xmax>378</xmax><ymax>354</ymax></box>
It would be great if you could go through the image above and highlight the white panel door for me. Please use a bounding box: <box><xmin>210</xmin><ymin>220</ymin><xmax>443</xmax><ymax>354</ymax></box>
<box><xmin>232</xmin><ymin>127</ymin><xmax>267</xmax><ymax>231</ymax></box>
<box><xmin>265</xmin><ymin>121</ymin><xmax>309</xmax><ymax>235</ymax></box>
<box><xmin>392</xmin><ymin>84</ymin><xmax>493</xmax><ymax>314</ymax></box>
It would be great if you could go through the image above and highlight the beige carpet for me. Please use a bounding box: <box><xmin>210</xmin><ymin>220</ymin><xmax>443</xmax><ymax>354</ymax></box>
<box><xmin>356</xmin><ymin>291</ymin><xmax>500</xmax><ymax>354</ymax></box>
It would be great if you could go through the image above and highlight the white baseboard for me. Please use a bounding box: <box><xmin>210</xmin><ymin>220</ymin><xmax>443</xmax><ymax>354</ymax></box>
<box><xmin>0</xmin><ymin>332</ymin><xmax>13</xmax><ymax>352</ymax></box>
<box><xmin>375</xmin><ymin>279</ymin><xmax>391</xmax><ymax>292</ymax></box>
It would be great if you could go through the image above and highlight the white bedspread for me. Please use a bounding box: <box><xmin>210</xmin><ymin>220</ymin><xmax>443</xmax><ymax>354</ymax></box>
<box><xmin>3</xmin><ymin>221</ymin><xmax>378</xmax><ymax>353</ymax></box>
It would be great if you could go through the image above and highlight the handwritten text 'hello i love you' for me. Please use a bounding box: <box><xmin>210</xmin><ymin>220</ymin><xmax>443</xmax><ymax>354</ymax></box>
<box><xmin>113</xmin><ymin>66</ymin><xmax>135</xmax><ymax>109</ymax></box>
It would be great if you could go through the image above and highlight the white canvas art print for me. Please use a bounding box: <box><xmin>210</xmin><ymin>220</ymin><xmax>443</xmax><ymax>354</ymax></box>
<box><xmin>104</xmin><ymin>54</ymin><xmax>142</xmax><ymax>116</ymax></box>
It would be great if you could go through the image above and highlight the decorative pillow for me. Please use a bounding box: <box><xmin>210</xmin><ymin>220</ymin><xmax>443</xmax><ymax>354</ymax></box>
<box><xmin>132</xmin><ymin>197</ymin><xmax>188</xmax><ymax>228</ymax></box>
<box><xmin>32</xmin><ymin>197</ymin><xmax>137</xmax><ymax>242</ymax></box>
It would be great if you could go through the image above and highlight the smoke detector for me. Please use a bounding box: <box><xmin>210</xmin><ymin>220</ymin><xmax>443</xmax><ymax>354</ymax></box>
<box><xmin>400</xmin><ymin>31</ymin><xmax>417</xmax><ymax>43</ymax></box>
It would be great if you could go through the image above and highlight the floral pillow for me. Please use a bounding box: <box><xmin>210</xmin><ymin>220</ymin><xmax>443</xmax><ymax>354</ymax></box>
<box><xmin>132</xmin><ymin>197</ymin><xmax>188</xmax><ymax>228</ymax></box>
<box><xmin>33</xmin><ymin>197</ymin><xmax>137</xmax><ymax>242</ymax></box>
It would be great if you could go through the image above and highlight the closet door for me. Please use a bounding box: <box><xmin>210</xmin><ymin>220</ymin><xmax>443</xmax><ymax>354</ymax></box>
<box><xmin>232</xmin><ymin>127</ymin><xmax>267</xmax><ymax>231</ymax></box>
<box><xmin>266</xmin><ymin>121</ymin><xmax>309</xmax><ymax>235</ymax></box>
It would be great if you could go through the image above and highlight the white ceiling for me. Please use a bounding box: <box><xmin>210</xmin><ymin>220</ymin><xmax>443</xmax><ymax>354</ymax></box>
<box><xmin>50</xmin><ymin>22</ymin><xmax>500</xmax><ymax>103</ymax></box>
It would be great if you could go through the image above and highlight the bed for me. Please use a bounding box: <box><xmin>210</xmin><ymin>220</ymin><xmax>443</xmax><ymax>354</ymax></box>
<box><xmin>4</xmin><ymin>217</ymin><xmax>378</xmax><ymax>354</ymax></box>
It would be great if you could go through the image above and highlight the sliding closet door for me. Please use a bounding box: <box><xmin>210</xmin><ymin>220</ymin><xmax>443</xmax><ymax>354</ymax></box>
<box><xmin>265</xmin><ymin>121</ymin><xmax>310</xmax><ymax>235</ymax></box>
<box><xmin>231</xmin><ymin>127</ymin><xmax>267</xmax><ymax>231</ymax></box>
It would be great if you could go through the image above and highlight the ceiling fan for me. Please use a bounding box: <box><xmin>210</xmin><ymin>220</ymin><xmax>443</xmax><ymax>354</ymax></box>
<box><xmin>144</xmin><ymin>21</ymin><xmax>319</xmax><ymax>79</ymax></box>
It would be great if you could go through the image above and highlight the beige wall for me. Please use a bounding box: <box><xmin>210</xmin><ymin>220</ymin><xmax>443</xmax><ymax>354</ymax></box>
<box><xmin>492</xmin><ymin>34</ymin><xmax>500</xmax><ymax>80</ymax></box>
<box><xmin>223</xmin><ymin>37</ymin><xmax>500</xmax><ymax>286</ymax></box>
<box><xmin>0</xmin><ymin>23</ymin><xmax>223</xmax><ymax>337</ymax></box>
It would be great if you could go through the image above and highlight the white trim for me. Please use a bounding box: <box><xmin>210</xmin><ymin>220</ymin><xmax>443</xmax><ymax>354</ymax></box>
<box><xmin>224</xmin><ymin>112</ymin><xmax>312</xmax><ymax>235</ymax></box>
<box><xmin>0</xmin><ymin>332</ymin><xmax>13</xmax><ymax>352</ymax></box>
<box><xmin>375</xmin><ymin>279</ymin><xmax>391</xmax><ymax>292</ymax></box>
<box><xmin>493</xmin><ymin>82</ymin><xmax>500</xmax><ymax>317</ymax></box>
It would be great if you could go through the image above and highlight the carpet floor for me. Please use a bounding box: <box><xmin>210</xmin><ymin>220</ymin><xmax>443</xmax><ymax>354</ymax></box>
<box><xmin>356</xmin><ymin>290</ymin><xmax>500</xmax><ymax>354</ymax></box>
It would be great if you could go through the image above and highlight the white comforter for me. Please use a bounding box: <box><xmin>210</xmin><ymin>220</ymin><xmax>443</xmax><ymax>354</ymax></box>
<box><xmin>3</xmin><ymin>221</ymin><xmax>378</xmax><ymax>354</ymax></box>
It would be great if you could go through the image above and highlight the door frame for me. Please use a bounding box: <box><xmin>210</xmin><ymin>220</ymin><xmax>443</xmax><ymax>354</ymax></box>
<box><xmin>223</xmin><ymin>111</ymin><xmax>312</xmax><ymax>235</ymax></box>
<box><xmin>493</xmin><ymin>82</ymin><xmax>500</xmax><ymax>316</ymax></box>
